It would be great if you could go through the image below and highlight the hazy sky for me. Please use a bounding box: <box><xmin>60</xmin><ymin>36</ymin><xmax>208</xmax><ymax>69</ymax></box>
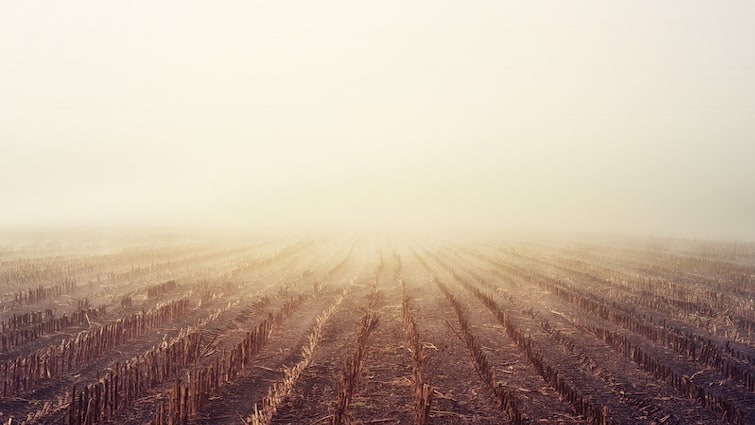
<box><xmin>2</xmin><ymin>1</ymin><xmax>754</xmax><ymax>239</ymax></box>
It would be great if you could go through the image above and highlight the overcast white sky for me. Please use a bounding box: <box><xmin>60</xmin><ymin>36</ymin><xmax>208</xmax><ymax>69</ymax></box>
<box><xmin>1</xmin><ymin>1</ymin><xmax>754</xmax><ymax>240</ymax></box>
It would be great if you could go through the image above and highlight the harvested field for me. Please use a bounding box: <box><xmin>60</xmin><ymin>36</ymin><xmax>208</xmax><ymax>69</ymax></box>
<box><xmin>1</xmin><ymin>236</ymin><xmax>754</xmax><ymax>425</ymax></box>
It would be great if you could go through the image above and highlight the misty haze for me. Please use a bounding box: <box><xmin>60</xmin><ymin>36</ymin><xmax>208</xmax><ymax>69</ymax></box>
<box><xmin>2</xmin><ymin>2</ymin><xmax>755</xmax><ymax>425</ymax></box>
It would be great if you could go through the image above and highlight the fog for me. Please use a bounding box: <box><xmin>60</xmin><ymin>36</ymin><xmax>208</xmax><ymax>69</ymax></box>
<box><xmin>2</xmin><ymin>1</ymin><xmax>754</xmax><ymax>240</ymax></box>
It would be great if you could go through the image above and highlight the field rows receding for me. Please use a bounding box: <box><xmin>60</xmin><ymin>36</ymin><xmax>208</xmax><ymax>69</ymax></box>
<box><xmin>1</xmin><ymin>236</ymin><xmax>754</xmax><ymax>425</ymax></box>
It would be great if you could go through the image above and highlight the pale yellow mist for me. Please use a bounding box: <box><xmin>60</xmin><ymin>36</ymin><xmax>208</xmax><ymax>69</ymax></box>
<box><xmin>1</xmin><ymin>1</ymin><xmax>754</xmax><ymax>240</ymax></box>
